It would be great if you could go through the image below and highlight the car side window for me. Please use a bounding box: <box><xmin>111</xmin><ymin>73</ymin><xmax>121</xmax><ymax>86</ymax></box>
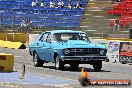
<box><xmin>80</xmin><ymin>33</ymin><xmax>90</xmax><ymax>42</ymax></box>
<box><xmin>40</xmin><ymin>33</ymin><xmax>47</xmax><ymax>42</ymax></box>
<box><xmin>46</xmin><ymin>34</ymin><xmax>52</xmax><ymax>43</ymax></box>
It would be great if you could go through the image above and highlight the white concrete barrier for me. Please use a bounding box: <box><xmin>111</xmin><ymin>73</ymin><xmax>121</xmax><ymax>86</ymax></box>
<box><xmin>107</xmin><ymin>40</ymin><xmax>120</xmax><ymax>63</ymax></box>
<box><xmin>91</xmin><ymin>39</ymin><xmax>121</xmax><ymax>63</ymax></box>
<box><xmin>29</xmin><ymin>34</ymin><xmax>39</xmax><ymax>45</ymax></box>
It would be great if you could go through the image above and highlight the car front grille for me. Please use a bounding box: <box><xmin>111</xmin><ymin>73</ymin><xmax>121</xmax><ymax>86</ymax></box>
<box><xmin>66</xmin><ymin>48</ymin><xmax>100</xmax><ymax>56</ymax></box>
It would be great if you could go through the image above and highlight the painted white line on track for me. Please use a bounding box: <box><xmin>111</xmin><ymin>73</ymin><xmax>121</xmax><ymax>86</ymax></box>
<box><xmin>15</xmin><ymin>56</ymin><xmax>22</xmax><ymax>58</ymax></box>
<box><xmin>0</xmin><ymin>82</ymin><xmax>20</xmax><ymax>88</ymax></box>
<box><xmin>52</xmin><ymin>84</ymin><xmax>73</xmax><ymax>88</ymax></box>
<box><xmin>42</xmin><ymin>84</ymin><xmax>62</xmax><ymax>87</ymax></box>
<box><xmin>20</xmin><ymin>83</ymin><xmax>32</xmax><ymax>85</ymax></box>
<box><xmin>103</xmin><ymin>62</ymin><xmax>132</xmax><ymax>67</ymax></box>
<box><xmin>0</xmin><ymin>81</ymin><xmax>35</xmax><ymax>86</ymax></box>
<box><xmin>42</xmin><ymin>84</ymin><xmax>74</xmax><ymax>88</ymax></box>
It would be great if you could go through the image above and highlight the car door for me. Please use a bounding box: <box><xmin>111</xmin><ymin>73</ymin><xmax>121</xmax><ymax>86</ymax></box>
<box><xmin>37</xmin><ymin>32</ymin><xmax>52</xmax><ymax>61</ymax></box>
<box><xmin>44</xmin><ymin>33</ymin><xmax>53</xmax><ymax>61</ymax></box>
<box><xmin>36</xmin><ymin>32</ymin><xmax>48</xmax><ymax>60</ymax></box>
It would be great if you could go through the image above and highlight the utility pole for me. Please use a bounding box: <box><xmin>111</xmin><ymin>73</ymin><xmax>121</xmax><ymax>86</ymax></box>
<box><xmin>0</xmin><ymin>12</ymin><xmax>3</xmax><ymax>31</ymax></box>
<box><xmin>13</xmin><ymin>12</ymin><xmax>16</xmax><ymax>33</ymax></box>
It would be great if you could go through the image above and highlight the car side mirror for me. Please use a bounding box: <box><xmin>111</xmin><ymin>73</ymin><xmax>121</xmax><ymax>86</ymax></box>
<box><xmin>88</xmin><ymin>40</ymin><xmax>91</xmax><ymax>43</ymax></box>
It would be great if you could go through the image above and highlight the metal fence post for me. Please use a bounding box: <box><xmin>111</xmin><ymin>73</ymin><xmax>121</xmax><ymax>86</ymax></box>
<box><xmin>13</xmin><ymin>12</ymin><xmax>16</xmax><ymax>33</ymax></box>
<box><xmin>0</xmin><ymin>12</ymin><xmax>3</xmax><ymax>31</ymax></box>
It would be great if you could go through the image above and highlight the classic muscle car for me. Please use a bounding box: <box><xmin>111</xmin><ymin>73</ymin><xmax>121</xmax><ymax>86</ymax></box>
<box><xmin>29</xmin><ymin>30</ymin><xmax>107</xmax><ymax>71</ymax></box>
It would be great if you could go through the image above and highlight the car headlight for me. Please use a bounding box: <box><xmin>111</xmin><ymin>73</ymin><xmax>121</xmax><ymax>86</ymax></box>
<box><xmin>64</xmin><ymin>49</ymin><xmax>70</xmax><ymax>55</ymax></box>
<box><xmin>100</xmin><ymin>49</ymin><xmax>106</xmax><ymax>55</ymax></box>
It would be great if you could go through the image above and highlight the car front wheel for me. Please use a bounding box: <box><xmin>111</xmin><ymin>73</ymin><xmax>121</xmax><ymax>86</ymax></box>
<box><xmin>55</xmin><ymin>55</ymin><xmax>64</xmax><ymax>70</ymax></box>
<box><xmin>93</xmin><ymin>61</ymin><xmax>102</xmax><ymax>72</ymax></box>
<box><xmin>33</xmin><ymin>53</ymin><xmax>44</xmax><ymax>67</ymax></box>
<box><xmin>70</xmin><ymin>63</ymin><xmax>79</xmax><ymax>70</ymax></box>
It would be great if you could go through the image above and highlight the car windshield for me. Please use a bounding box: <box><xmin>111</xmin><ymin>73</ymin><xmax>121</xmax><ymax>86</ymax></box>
<box><xmin>53</xmin><ymin>33</ymin><xmax>89</xmax><ymax>42</ymax></box>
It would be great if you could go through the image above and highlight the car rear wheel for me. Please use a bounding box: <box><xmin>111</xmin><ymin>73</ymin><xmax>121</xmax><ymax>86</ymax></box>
<box><xmin>55</xmin><ymin>55</ymin><xmax>64</xmax><ymax>70</ymax></box>
<box><xmin>33</xmin><ymin>53</ymin><xmax>44</xmax><ymax>67</ymax></box>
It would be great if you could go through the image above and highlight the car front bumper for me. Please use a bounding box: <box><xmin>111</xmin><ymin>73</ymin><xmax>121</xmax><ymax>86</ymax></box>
<box><xmin>61</xmin><ymin>56</ymin><xmax>107</xmax><ymax>61</ymax></box>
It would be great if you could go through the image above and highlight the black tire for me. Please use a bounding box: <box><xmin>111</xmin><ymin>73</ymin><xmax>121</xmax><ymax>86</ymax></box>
<box><xmin>121</xmin><ymin>61</ymin><xmax>126</xmax><ymax>64</ymax></box>
<box><xmin>33</xmin><ymin>53</ymin><xmax>44</xmax><ymax>67</ymax></box>
<box><xmin>55</xmin><ymin>55</ymin><xmax>64</xmax><ymax>70</ymax></box>
<box><xmin>93</xmin><ymin>61</ymin><xmax>102</xmax><ymax>72</ymax></box>
<box><xmin>79</xmin><ymin>77</ymin><xmax>89</xmax><ymax>86</ymax></box>
<box><xmin>93</xmin><ymin>65</ymin><xmax>101</xmax><ymax>72</ymax></box>
<box><xmin>70</xmin><ymin>63</ymin><xmax>79</xmax><ymax>70</ymax></box>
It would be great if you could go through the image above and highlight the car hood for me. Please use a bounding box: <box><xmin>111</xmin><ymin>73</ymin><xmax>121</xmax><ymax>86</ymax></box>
<box><xmin>53</xmin><ymin>40</ymin><xmax>106</xmax><ymax>49</ymax></box>
<box><xmin>65</xmin><ymin>40</ymin><xmax>90</xmax><ymax>46</ymax></box>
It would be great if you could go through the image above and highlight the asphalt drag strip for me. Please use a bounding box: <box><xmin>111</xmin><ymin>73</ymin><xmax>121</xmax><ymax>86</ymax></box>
<box><xmin>0</xmin><ymin>71</ymin><xmax>76</xmax><ymax>87</ymax></box>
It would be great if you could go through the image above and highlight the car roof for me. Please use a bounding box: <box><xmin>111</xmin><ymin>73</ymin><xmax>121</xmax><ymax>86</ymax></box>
<box><xmin>45</xmin><ymin>30</ymin><xmax>85</xmax><ymax>34</ymax></box>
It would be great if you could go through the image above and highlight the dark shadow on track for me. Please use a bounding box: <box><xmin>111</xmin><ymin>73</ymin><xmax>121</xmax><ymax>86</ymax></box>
<box><xmin>42</xmin><ymin>66</ymin><xmax>111</xmax><ymax>72</ymax></box>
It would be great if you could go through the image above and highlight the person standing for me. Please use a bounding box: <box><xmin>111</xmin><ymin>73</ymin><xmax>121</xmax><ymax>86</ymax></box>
<box><xmin>67</xmin><ymin>0</ymin><xmax>72</xmax><ymax>9</ymax></box>
<box><xmin>20</xmin><ymin>18</ymin><xmax>32</xmax><ymax>31</ymax></box>
<box><xmin>32</xmin><ymin>0</ymin><xmax>36</xmax><ymax>7</ymax></box>
<box><xmin>50</xmin><ymin>0</ymin><xmax>55</xmax><ymax>8</ymax></box>
<box><xmin>36</xmin><ymin>0</ymin><xmax>40</xmax><ymax>7</ymax></box>
<box><xmin>112</xmin><ymin>20</ymin><xmax>120</xmax><ymax>31</ymax></box>
<box><xmin>58</xmin><ymin>0</ymin><xmax>64</xmax><ymax>8</ymax></box>
<box><xmin>40</xmin><ymin>0</ymin><xmax>45</xmax><ymax>7</ymax></box>
<box><xmin>76</xmin><ymin>1</ymin><xmax>82</xmax><ymax>9</ymax></box>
